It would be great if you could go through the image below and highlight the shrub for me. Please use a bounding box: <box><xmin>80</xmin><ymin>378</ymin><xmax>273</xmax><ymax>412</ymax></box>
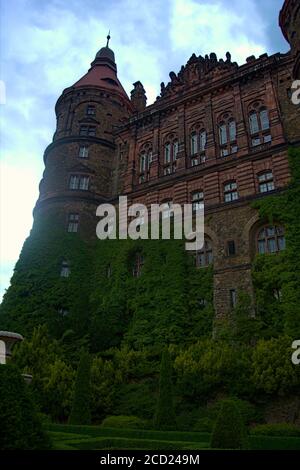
<box><xmin>154</xmin><ymin>349</ymin><xmax>177</xmax><ymax>430</ymax></box>
<box><xmin>69</xmin><ymin>350</ymin><xmax>91</xmax><ymax>425</ymax></box>
<box><xmin>101</xmin><ymin>415</ymin><xmax>148</xmax><ymax>429</ymax></box>
<box><xmin>193</xmin><ymin>417</ymin><xmax>215</xmax><ymax>433</ymax></box>
<box><xmin>251</xmin><ymin>423</ymin><xmax>300</xmax><ymax>437</ymax></box>
<box><xmin>210</xmin><ymin>399</ymin><xmax>249</xmax><ymax>449</ymax></box>
<box><xmin>0</xmin><ymin>364</ymin><xmax>50</xmax><ymax>449</ymax></box>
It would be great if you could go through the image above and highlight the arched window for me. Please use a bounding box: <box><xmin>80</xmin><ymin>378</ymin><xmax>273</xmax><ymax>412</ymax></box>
<box><xmin>138</xmin><ymin>144</ymin><xmax>152</xmax><ymax>183</ymax></box>
<box><xmin>224</xmin><ymin>181</ymin><xmax>238</xmax><ymax>202</ymax></box>
<box><xmin>195</xmin><ymin>239</ymin><xmax>213</xmax><ymax>267</ymax></box>
<box><xmin>132</xmin><ymin>252</ymin><xmax>144</xmax><ymax>277</ymax></box>
<box><xmin>218</xmin><ymin>115</ymin><xmax>237</xmax><ymax>157</ymax></box>
<box><xmin>163</xmin><ymin>135</ymin><xmax>178</xmax><ymax>175</ymax></box>
<box><xmin>190</xmin><ymin>127</ymin><xmax>207</xmax><ymax>166</ymax></box>
<box><xmin>258</xmin><ymin>171</ymin><xmax>275</xmax><ymax>193</ymax></box>
<box><xmin>249</xmin><ymin>105</ymin><xmax>271</xmax><ymax>147</ymax></box>
<box><xmin>257</xmin><ymin>226</ymin><xmax>285</xmax><ymax>254</ymax></box>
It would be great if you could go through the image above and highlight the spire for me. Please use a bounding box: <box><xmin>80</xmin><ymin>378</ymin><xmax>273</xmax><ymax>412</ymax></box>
<box><xmin>106</xmin><ymin>30</ymin><xmax>111</xmax><ymax>48</ymax></box>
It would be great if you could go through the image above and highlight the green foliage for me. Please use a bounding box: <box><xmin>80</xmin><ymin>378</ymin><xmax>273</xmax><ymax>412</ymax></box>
<box><xmin>252</xmin><ymin>336</ymin><xmax>300</xmax><ymax>395</ymax></box>
<box><xmin>154</xmin><ymin>349</ymin><xmax>177</xmax><ymax>430</ymax></box>
<box><xmin>252</xmin><ymin>146</ymin><xmax>300</xmax><ymax>338</ymax></box>
<box><xmin>251</xmin><ymin>423</ymin><xmax>300</xmax><ymax>437</ymax></box>
<box><xmin>174</xmin><ymin>339</ymin><xmax>253</xmax><ymax>400</ymax></box>
<box><xmin>101</xmin><ymin>415</ymin><xmax>148</xmax><ymax>429</ymax></box>
<box><xmin>0</xmin><ymin>364</ymin><xmax>50</xmax><ymax>450</ymax></box>
<box><xmin>44</xmin><ymin>359</ymin><xmax>75</xmax><ymax>422</ymax></box>
<box><xmin>69</xmin><ymin>350</ymin><xmax>92</xmax><ymax>425</ymax></box>
<box><xmin>210</xmin><ymin>399</ymin><xmax>249</xmax><ymax>449</ymax></box>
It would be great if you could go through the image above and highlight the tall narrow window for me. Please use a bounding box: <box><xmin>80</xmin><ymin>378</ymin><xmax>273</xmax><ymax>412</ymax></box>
<box><xmin>230</xmin><ymin>289</ymin><xmax>237</xmax><ymax>308</ymax></box>
<box><xmin>79</xmin><ymin>146</ymin><xmax>89</xmax><ymax>158</ymax></box>
<box><xmin>195</xmin><ymin>239</ymin><xmax>213</xmax><ymax>267</ymax></box>
<box><xmin>192</xmin><ymin>191</ymin><xmax>204</xmax><ymax>211</ymax></box>
<box><xmin>140</xmin><ymin>152</ymin><xmax>147</xmax><ymax>173</ymax></box>
<box><xmin>229</xmin><ymin>120</ymin><xmax>236</xmax><ymax>142</ymax></box>
<box><xmin>138</xmin><ymin>146</ymin><xmax>152</xmax><ymax>183</ymax></box>
<box><xmin>133</xmin><ymin>253</ymin><xmax>144</xmax><ymax>277</ymax></box>
<box><xmin>260</xmin><ymin>108</ymin><xmax>270</xmax><ymax>130</ymax></box>
<box><xmin>224</xmin><ymin>181</ymin><xmax>238</xmax><ymax>202</ymax></box>
<box><xmin>60</xmin><ymin>261</ymin><xmax>70</xmax><ymax>278</ymax></box>
<box><xmin>191</xmin><ymin>132</ymin><xmax>198</xmax><ymax>155</ymax></box>
<box><xmin>164</xmin><ymin>143</ymin><xmax>171</xmax><ymax>163</ymax></box>
<box><xmin>173</xmin><ymin>140</ymin><xmax>179</xmax><ymax>160</ymax></box>
<box><xmin>249</xmin><ymin>112</ymin><xmax>260</xmax><ymax>135</ymax></box>
<box><xmin>258</xmin><ymin>171</ymin><xmax>275</xmax><ymax>193</ymax></box>
<box><xmin>219</xmin><ymin>124</ymin><xmax>227</xmax><ymax>145</ymax></box>
<box><xmin>199</xmin><ymin>130</ymin><xmax>207</xmax><ymax>152</ymax></box>
<box><xmin>67</xmin><ymin>213</ymin><xmax>79</xmax><ymax>233</ymax></box>
<box><xmin>227</xmin><ymin>240</ymin><xmax>236</xmax><ymax>256</ymax></box>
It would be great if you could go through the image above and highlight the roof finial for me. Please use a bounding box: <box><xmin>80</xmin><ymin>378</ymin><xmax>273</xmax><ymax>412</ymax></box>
<box><xmin>106</xmin><ymin>30</ymin><xmax>111</xmax><ymax>48</ymax></box>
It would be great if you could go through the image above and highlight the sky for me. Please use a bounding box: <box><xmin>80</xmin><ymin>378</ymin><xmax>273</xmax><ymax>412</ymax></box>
<box><xmin>0</xmin><ymin>0</ymin><xmax>289</xmax><ymax>301</ymax></box>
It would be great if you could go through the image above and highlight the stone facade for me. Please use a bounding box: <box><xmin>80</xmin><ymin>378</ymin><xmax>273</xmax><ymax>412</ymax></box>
<box><xmin>33</xmin><ymin>4</ymin><xmax>300</xmax><ymax>318</ymax></box>
<box><xmin>280</xmin><ymin>0</ymin><xmax>300</xmax><ymax>79</ymax></box>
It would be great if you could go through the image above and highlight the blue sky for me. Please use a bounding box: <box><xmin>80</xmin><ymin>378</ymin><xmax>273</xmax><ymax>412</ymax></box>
<box><xmin>0</xmin><ymin>0</ymin><xmax>289</xmax><ymax>300</ymax></box>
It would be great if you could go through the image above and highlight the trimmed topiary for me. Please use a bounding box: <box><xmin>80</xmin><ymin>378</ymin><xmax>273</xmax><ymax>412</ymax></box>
<box><xmin>210</xmin><ymin>399</ymin><xmax>249</xmax><ymax>449</ymax></box>
<box><xmin>153</xmin><ymin>349</ymin><xmax>177</xmax><ymax>430</ymax></box>
<box><xmin>101</xmin><ymin>415</ymin><xmax>148</xmax><ymax>429</ymax></box>
<box><xmin>68</xmin><ymin>349</ymin><xmax>91</xmax><ymax>425</ymax></box>
<box><xmin>0</xmin><ymin>364</ymin><xmax>50</xmax><ymax>449</ymax></box>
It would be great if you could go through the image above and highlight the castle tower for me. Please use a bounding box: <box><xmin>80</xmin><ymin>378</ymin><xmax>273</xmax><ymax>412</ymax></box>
<box><xmin>279</xmin><ymin>0</ymin><xmax>300</xmax><ymax>79</ymax></box>
<box><xmin>35</xmin><ymin>35</ymin><xmax>133</xmax><ymax>238</ymax></box>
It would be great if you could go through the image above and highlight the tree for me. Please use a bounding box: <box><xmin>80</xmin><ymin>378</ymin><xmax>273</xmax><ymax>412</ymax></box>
<box><xmin>153</xmin><ymin>349</ymin><xmax>177</xmax><ymax>430</ymax></box>
<box><xmin>0</xmin><ymin>364</ymin><xmax>50</xmax><ymax>449</ymax></box>
<box><xmin>69</xmin><ymin>349</ymin><xmax>91</xmax><ymax>424</ymax></box>
<box><xmin>210</xmin><ymin>399</ymin><xmax>249</xmax><ymax>449</ymax></box>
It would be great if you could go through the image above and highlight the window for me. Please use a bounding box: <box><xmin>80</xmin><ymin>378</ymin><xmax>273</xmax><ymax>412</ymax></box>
<box><xmin>195</xmin><ymin>239</ymin><xmax>213</xmax><ymax>267</ymax></box>
<box><xmin>192</xmin><ymin>191</ymin><xmax>204</xmax><ymax>212</ymax></box>
<box><xmin>106</xmin><ymin>264</ymin><xmax>112</xmax><ymax>278</ymax></box>
<box><xmin>218</xmin><ymin>118</ymin><xmax>237</xmax><ymax>156</ymax></box>
<box><xmin>133</xmin><ymin>253</ymin><xmax>144</xmax><ymax>277</ymax></box>
<box><xmin>67</xmin><ymin>213</ymin><xmax>79</xmax><ymax>233</ymax></box>
<box><xmin>227</xmin><ymin>240</ymin><xmax>236</xmax><ymax>256</ymax></box>
<box><xmin>79</xmin><ymin>146</ymin><xmax>89</xmax><ymax>158</ymax></box>
<box><xmin>173</xmin><ymin>140</ymin><xmax>179</xmax><ymax>160</ymax></box>
<box><xmin>257</xmin><ymin>226</ymin><xmax>285</xmax><ymax>254</ymax></box>
<box><xmin>199</xmin><ymin>130</ymin><xmax>207</xmax><ymax>152</ymax></box>
<box><xmin>258</xmin><ymin>171</ymin><xmax>275</xmax><ymax>193</ymax></box>
<box><xmin>79</xmin><ymin>125</ymin><xmax>96</xmax><ymax>136</ymax></box>
<box><xmin>138</xmin><ymin>145</ymin><xmax>152</xmax><ymax>183</ymax></box>
<box><xmin>86</xmin><ymin>105</ymin><xmax>96</xmax><ymax>116</ymax></box>
<box><xmin>164</xmin><ymin>143</ymin><xmax>171</xmax><ymax>163</ymax></box>
<box><xmin>224</xmin><ymin>181</ymin><xmax>238</xmax><ymax>202</ymax></box>
<box><xmin>249</xmin><ymin>106</ymin><xmax>271</xmax><ymax>147</ymax></box>
<box><xmin>191</xmin><ymin>132</ymin><xmax>198</xmax><ymax>155</ymax></box>
<box><xmin>219</xmin><ymin>123</ymin><xmax>227</xmax><ymax>145</ymax></box>
<box><xmin>69</xmin><ymin>175</ymin><xmax>90</xmax><ymax>191</ymax></box>
<box><xmin>60</xmin><ymin>261</ymin><xmax>70</xmax><ymax>278</ymax></box>
<box><xmin>230</xmin><ymin>289</ymin><xmax>237</xmax><ymax>308</ymax></box>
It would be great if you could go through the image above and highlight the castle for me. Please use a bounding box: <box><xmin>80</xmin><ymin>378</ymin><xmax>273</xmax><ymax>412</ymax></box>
<box><xmin>1</xmin><ymin>0</ymin><xmax>299</xmax><ymax>333</ymax></box>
